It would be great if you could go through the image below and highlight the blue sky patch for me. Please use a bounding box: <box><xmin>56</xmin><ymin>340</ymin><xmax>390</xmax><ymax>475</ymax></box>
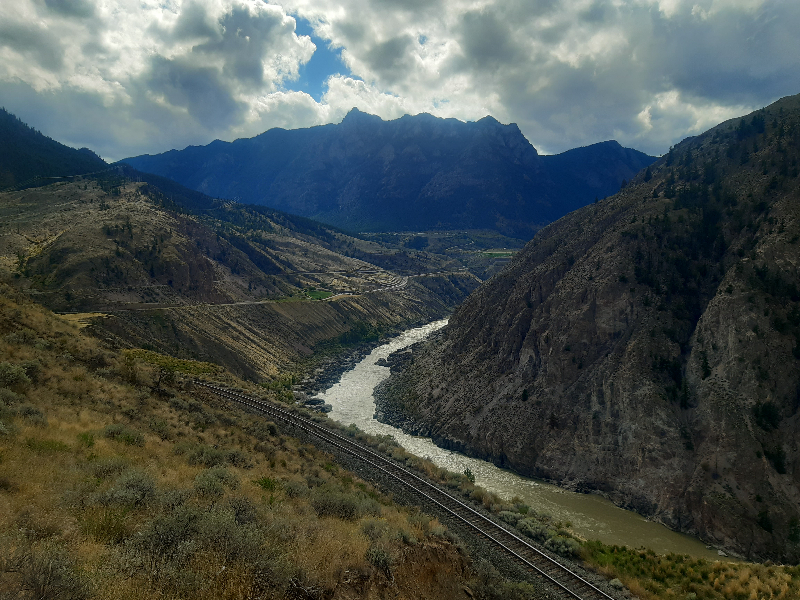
<box><xmin>290</xmin><ymin>17</ymin><xmax>350</xmax><ymax>101</ymax></box>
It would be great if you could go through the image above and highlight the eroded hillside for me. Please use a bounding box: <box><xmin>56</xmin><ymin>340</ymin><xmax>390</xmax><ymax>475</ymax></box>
<box><xmin>376</xmin><ymin>94</ymin><xmax>800</xmax><ymax>562</ymax></box>
<box><xmin>0</xmin><ymin>173</ymin><xmax>479</xmax><ymax>378</ymax></box>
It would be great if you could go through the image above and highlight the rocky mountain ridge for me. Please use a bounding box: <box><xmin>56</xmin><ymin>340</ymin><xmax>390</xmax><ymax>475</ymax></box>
<box><xmin>375</xmin><ymin>94</ymin><xmax>800</xmax><ymax>562</ymax></box>
<box><xmin>0</xmin><ymin>107</ymin><xmax>106</xmax><ymax>189</ymax></box>
<box><xmin>123</xmin><ymin>109</ymin><xmax>655</xmax><ymax>238</ymax></box>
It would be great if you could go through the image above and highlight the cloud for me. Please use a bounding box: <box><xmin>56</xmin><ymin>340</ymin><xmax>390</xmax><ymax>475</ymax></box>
<box><xmin>0</xmin><ymin>0</ymin><xmax>798</xmax><ymax>161</ymax></box>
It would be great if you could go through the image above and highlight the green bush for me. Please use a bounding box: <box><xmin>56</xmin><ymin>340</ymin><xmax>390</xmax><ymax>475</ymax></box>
<box><xmin>123</xmin><ymin>505</ymin><xmax>200</xmax><ymax>577</ymax></box>
<box><xmin>0</xmin><ymin>387</ymin><xmax>23</xmax><ymax>406</ymax></box>
<box><xmin>253</xmin><ymin>476</ymin><xmax>281</xmax><ymax>492</ymax></box>
<box><xmin>361</xmin><ymin>517</ymin><xmax>389</xmax><ymax>541</ymax></box>
<box><xmin>18</xmin><ymin>404</ymin><xmax>46</xmax><ymax>425</ymax></box>
<box><xmin>227</xmin><ymin>496</ymin><xmax>258</xmax><ymax>525</ymax></box>
<box><xmin>195</xmin><ymin>506</ymin><xmax>262</xmax><ymax>562</ymax></box>
<box><xmin>193</xmin><ymin>467</ymin><xmax>239</xmax><ymax>499</ymax></box>
<box><xmin>3</xmin><ymin>328</ymin><xmax>38</xmax><ymax>345</ymax></box>
<box><xmin>82</xmin><ymin>507</ymin><xmax>132</xmax><ymax>544</ymax></box>
<box><xmin>544</xmin><ymin>535</ymin><xmax>581</xmax><ymax>557</ymax></box>
<box><xmin>101</xmin><ymin>470</ymin><xmax>156</xmax><ymax>507</ymax></box>
<box><xmin>0</xmin><ymin>361</ymin><xmax>31</xmax><ymax>391</ymax></box>
<box><xmin>366</xmin><ymin>543</ymin><xmax>393</xmax><ymax>575</ymax></box>
<box><xmin>25</xmin><ymin>438</ymin><xmax>68</xmax><ymax>453</ymax></box>
<box><xmin>498</xmin><ymin>511</ymin><xmax>522</xmax><ymax>526</ymax></box>
<box><xmin>103</xmin><ymin>423</ymin><xmax>144</xmax><ymax>446</ymax></box>
<box><xmin>516</xmin><ymin>518</ymin><xmax>553</xmax><ymax>543</ymax></box>
<box><xmin>282</xmin><ymin>479</ymin><xmax>308</xmax><ymax>498</ymax></box>
<box><xmin>187</xmin><ymin>444</ymin><xmax>226</xmax><ymax>467</ymax></box>
<box><xmin>310</xmin><ymin>484</ymin><xmax>380</xmax><ymax>521</ymax></box>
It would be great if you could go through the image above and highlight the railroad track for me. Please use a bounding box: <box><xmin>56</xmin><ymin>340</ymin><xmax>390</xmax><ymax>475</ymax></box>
<box><xmin>196</xmin><ymin>381</ymin><xmax>617</xmax><ymax>600</ymax></box>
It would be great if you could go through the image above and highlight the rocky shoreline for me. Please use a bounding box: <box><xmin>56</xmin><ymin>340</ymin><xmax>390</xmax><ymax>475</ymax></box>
<box><xmin>371</xmin><ymin>334</ymin><xmax>493</xmax><ymax>461</ymax></box>
<box><xmin>291</xmin><ymin>328</ymin><xmax>415</xmax><ymax>412</ymax></box>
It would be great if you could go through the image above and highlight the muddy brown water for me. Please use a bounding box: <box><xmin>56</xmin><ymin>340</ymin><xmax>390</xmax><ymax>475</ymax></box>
<box><xmin>319</xmin><ymin>320</ymin><xmax>726</xmax><ymax>560</ymax></box>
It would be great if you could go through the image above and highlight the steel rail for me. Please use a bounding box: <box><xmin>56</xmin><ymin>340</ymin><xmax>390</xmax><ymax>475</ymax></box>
<box><xmin>196</xmin><ymin>381</ymin><xmax>617</xmax><ymax>600</ymax></box>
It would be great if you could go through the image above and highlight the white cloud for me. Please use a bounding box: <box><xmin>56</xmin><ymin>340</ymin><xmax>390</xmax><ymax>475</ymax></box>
<box><xmin>0</xmin><ymin>0</ymin><xmax>798</xmax><ymax>160</ymax></box>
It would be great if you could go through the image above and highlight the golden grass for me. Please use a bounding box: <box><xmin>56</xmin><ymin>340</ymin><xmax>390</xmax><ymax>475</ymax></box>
<box><xmin>582</xmin><ymin>542</ymin><xmax>800</xmax><ymax>600</ymax></box>
<box><xmin>0</xmin><ymin>287</ymin><xmax>471</xmax><ymax>600</ymax></box>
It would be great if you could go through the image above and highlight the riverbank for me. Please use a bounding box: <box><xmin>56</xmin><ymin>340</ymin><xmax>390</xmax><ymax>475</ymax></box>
<box><xmin>272</xmin><ymin>320</ymin><xmax>800</xmax><ymax>600</ymax></box>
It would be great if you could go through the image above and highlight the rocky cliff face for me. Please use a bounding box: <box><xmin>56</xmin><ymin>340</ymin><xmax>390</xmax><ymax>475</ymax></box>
<box><xmin>123</xmin><ymin>109</ymin><xmax>654</xmax><ymax>238</ymax></box>
<box><xmin>376</xmin><ymin>94</ymin><xmax>800</xmax><ymax>562</ymax></box>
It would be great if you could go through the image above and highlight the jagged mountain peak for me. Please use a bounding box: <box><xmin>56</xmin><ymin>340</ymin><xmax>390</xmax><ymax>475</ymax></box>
<box><xmin>124</xmin><ymin>111</ymin><xmax>654</xmax><ymax>238</ymax></box>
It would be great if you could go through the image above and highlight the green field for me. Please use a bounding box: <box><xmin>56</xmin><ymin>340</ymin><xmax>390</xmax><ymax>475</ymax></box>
<box><xmin>306</xmin><ymin>288</ymin><xmax>334</xmax><ymax>300</ymax></box>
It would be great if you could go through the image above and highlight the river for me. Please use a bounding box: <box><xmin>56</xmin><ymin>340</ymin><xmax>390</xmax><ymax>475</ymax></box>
<box><xmin>319</xmin><ymin>319</ymin><xmax>723</xmax><ymax>560</ymax></box>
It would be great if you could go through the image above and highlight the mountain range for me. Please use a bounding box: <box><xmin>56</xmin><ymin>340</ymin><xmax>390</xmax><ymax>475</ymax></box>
<box><xmin>123</xmin><ymin>109</ymin><xmax>655</xmax><ymax>238</ymax></box>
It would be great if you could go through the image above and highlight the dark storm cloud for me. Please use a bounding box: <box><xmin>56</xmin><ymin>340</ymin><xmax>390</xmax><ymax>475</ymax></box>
<box><xmin>640</xmin><ymin>3</ymin><xmax>800</xmax><ymax>105</ymax></box>
<box><xmin>43</xmin><ymin>0</ymin><xmax>94</xmax><ymax>18</ymax></box>
<box><xmin>372</xmin><ymin>0</ymin><xmax>441</xmax><ymax>10</ymax></box>
<box><xmin>0</xmin><ymin>22</ymin><xmax>65</xmax><ymax>71</ymax></box>
<box><xmin>363</xmin><ymin>35</ymin><xmax>416</xmax><ymax>84</ymax></box>
<box><xmin>457</xmin><ymin>8</ymin><xmax>520</xmax><ymax>70</ymax></box>
<box><xmin>194</xmin><ymin>3</ymin><xmax>293</xmax><ymax>88</ymax></box>
<box><xmin>147</xmin><ymin>55</ymin><xmax>246</xmax><ymax>126</ymax></box>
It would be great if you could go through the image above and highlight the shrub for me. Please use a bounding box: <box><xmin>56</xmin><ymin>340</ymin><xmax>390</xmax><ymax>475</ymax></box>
<box><xmin>753</xmin><ymin>401</ymin><xmax>781</xmax><ymax>431</ymax></box>
<box><xmin>82</xmin><ymin>507</ymin><xmax>133</xmax><ymax>544</ymax></box>
<box><xmin>90</xmin><ymin>456</ymin><xmax>128</xmax><ymax>479</ymax></box>
<box><xmin>3</xmin><ymin>328</ymin><xmax>38</xmax><ymax>345</ymax></box>
<box><xmin>253</xmin><ymin>476</ymin><xmax>281</xmax><ymax>492</ymax></box>
<box><xmin>148</xmin><ymin>418</ymin><xmax>171</xmax><ymax>441</ymax></box>
<box><xmin>248</xmin><ymin>421</ymin><xmax>278</xmax><ymax>439</ymax></box>
<box><xmin>366</xmin><ymin>544</ymin><xmax>393</xmax><ymax>576</ymax></box>
<box><xmin>516</xmin><ymin>518</ymin><xmax>553</xmax><ymax>543</ymax></box>
<box><xmin>124</xmin><ymin>505</ymin><xmax>200</xmax><ymax>576</ymax></box>
<box><xmin>0</xmin><ymin>361</ymin><xmax>31</xmax><ymax>391</ymax></box>
<box><xmin>282</xmin><ymin>479</ymin><xmax>308</xmax><ymax>498</ymax></box>
<box><xmin>103</xmin><ymin>423</ymin><xmax>144</xmax><ymax>447</ymax></box>
<box><xmin>184</xmin><ymin>444</ymin><xmax>250</xmax><ymax>468</ymax></box>
<box><xmin>102</xmin><ymin>470</ymin><xmax>156</xmax><ymax>507</ymax></box>
<box><xmin>361</xmin><ymin>518</ymin><xmax>389</xmax><ymax>541</ymax></box>
<box><xmin>544</xmin><ymin>536</ymin><xmax>581</xmax><ymax>557</ymax></box>
<box><xmin>76</xmin><ymin>432</ymin><xmax>94</xmax><ymax>447</ymax></box>
<box><xmin>228</xmin><ymin>496</ymin><xmax>258</xmax><ymax>525</ymax></box>
<box><xmin>0</xmin><ymin>387</ymin><xmax>23</xmax><ymax>406</ymax></box>
<box><xmin>310</xmin><ymin>484</ymin><xmax>380</xmax><ymax>521</ymax></box>
<box><xmin>20</xmin><ymin>359</ymin><xmax>41</xmax><ymax>383</ymax></box>
<box><xmin>195</xmin><ymin>506</ymin><xmax>262</xmax><ymax>562</ymax></box>
<box><xmin>18</xmin><ymin>404</ymin><xmax>46</xmax><ymax>425</ymax></box>
<box><xmin>12</xmin><ymin>546</ymin><xmax>90</xmax><ymax>600</ymax></box>
<box><xmin>498</xmin><ymin>511</ymin><xmax>522</xmax><ymax>526</ymax></box>
<box><xmin>194</xmin><ymin>467</ymin><xmax>239</xmax><ymax>499</ymax></box>
<box><xmin>25</xmin><ymin>438</ymin><xmax>69</xmax><ymax>453</ymax></box>
<box><xmin>764</xmin><ymin>446</ymin><xmax>787</xmax><ymax>474</ymax></box>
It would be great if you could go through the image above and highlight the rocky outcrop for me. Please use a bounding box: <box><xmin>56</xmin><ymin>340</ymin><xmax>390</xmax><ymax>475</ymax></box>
<box><xmin>377</xmin><ymin>94</ymin><xmax>800</xmax><ymax>562</ymax></box>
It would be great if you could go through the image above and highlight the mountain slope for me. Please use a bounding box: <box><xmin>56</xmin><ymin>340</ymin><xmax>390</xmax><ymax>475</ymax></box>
<box><xmin>375</xmin><ymin>94</ymin><xmax>800</xmax><ymax>562</ymax></box>
<box><xmin>0</xmin><ymin>107</ymin><xmax>106</xmax><ymax>189</ymax></box>
<box><xmin>0</xmin><ymin>167</ymin><xmax>479</xmax><ymax>379</ymax></box>
<box><xmin>123</xmin><ymin>109</ymin><xmax>655</xmax><ymax>238</ymax></box>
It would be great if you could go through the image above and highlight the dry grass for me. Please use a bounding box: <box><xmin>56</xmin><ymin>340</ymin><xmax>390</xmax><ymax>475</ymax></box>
<box><xmin>582</xmin><ymin>542</ymin><xmax>800</xmax><ymax>600</ymax></box>
<box><xmin>0</xmin><ymin>286</ymin><xmax>471</xmax><ymax>600</ymax></box>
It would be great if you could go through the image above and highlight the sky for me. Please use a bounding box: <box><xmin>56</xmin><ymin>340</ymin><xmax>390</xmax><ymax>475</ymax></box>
<box><xmin>1</xmin><ymin>0</ymin><xmax>799</xmax><ymax>162</ymax></box>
